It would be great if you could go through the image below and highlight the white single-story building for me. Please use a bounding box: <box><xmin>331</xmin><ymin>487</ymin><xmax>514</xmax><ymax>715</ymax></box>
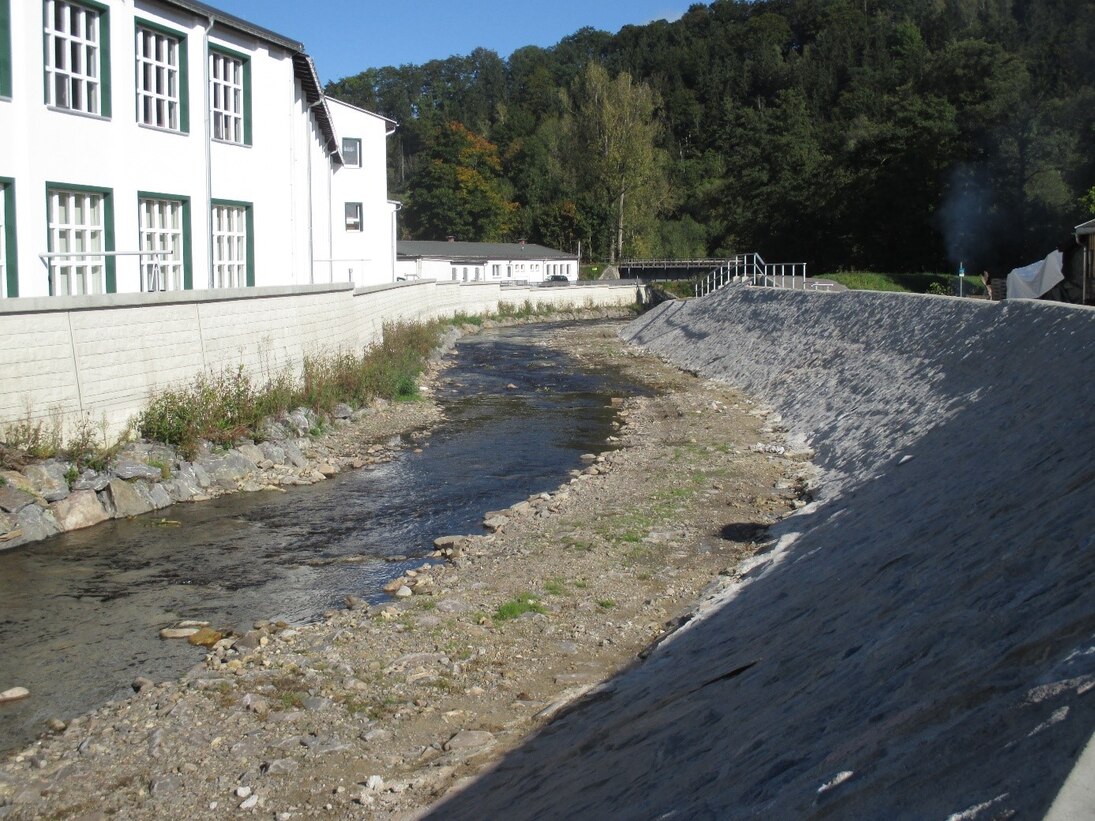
<box><xmin>396</xmin><ymin>240</ymin><xmax>579</xmax><ymax>284</ymax></box>
<box><xmin>0</xmin><ymin>0</ymin><xmax>397</xmax><ymax>299</ymax></box>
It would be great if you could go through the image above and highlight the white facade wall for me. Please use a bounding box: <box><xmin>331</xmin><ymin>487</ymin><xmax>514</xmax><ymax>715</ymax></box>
<box><xmin>0</xmin><ymin>281</ymin><xmax>639</xmax><ymax>441</ymax></box>
<box><xmin>326</xmin><ymin>98</ymin><xmax>396</xmax><ymax>288</ymax></box>
<box><xmin>0</xmin><ymin>0</ymin><xmax>393</xmax><ymax>299</ymax></box>
<box><xmin>396</xmin><ymin>255</ymin><xmax>578</xmax><ymax>284</ymax></box>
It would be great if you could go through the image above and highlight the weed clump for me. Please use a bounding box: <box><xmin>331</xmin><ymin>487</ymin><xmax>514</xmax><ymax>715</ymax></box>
<box><xmin>493</xmin><ymin>594</ymin><xmax>546</xmax><ymax>622</ymax></box>
<box><xmin>137</xmin><ymin>321</ymin><xmax>441</xmax><ymax>458</ymax></box>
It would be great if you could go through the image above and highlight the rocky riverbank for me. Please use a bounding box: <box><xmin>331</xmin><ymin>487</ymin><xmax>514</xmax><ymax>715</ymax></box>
<box><xmin>0</xmin><ymin>317</ymin><xmax>810</xmax><ymax>819</ymax></box>
<box><xmin>0</xmin><ymin>307</ymin><xmax>629</xmax><ymax>552</ymax></box>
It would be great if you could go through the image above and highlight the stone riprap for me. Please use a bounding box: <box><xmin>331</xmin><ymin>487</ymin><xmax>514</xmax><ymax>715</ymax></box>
<box><xmin>0</xmin><ymin>403</ymin><xmax>411</xmax><ymax>551</ymax></box>
<box><xmin>432</xmin><ymin>287</ymin><xmax>1095</xmax><ymax>819</ymax></box>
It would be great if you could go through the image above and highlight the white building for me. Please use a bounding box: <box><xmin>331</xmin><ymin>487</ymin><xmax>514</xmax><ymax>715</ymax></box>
<box><xmin>0</xmin><ymin>0</ymin><xmax>396</xmax><ymax>299</ymax></box>
<box><xmin>396</xmin><ymin>240</ymin><xmax>578</xmax><ymax>284</ymax></box>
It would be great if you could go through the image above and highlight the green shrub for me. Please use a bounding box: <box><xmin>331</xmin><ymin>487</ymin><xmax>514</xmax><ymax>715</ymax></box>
<box><xmin>137</xmin><ymin>322</ymin><xmax>442</xmax><ymax>458</ymax></box>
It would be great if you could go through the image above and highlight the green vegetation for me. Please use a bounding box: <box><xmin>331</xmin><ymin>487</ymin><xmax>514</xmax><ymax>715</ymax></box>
<box><xmin>138</xmin><ymin>321</ymin><xmax>440</xmax><ymax>458</ymax></box>
<box><xmin>2</xmin><ymin>409</ymin><xmax>126</xmax><ymax>472</ymax></box>
<box><xmin>328</xmin><ymin>2</ymin><xmax>1093</xmax><ymax>275</ymax></box>
<box><xmin>543</xmin><ymin>577</ymin><xmax>567</xmax><ymax>596</ymax></box>
<box><xmin>597</xmin><ymin>599</ymin><xmax>616</xmax><ymax>609</ymax></box>
<box><xmin>493</xmin><ymin>594</ymin><xmax>547</xmax><ymax>622</ymax></box>
<box><xmin>825</xmin><ymin>272</ymin><xmax>987</xmax><ymax>296</ymax></box>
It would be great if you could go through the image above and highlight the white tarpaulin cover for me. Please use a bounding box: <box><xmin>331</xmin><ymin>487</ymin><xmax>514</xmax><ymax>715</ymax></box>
<box><xmin>1006</xmin><ymin>250</ymin><xmax>1063</xmax><ymax>299</ymax></box>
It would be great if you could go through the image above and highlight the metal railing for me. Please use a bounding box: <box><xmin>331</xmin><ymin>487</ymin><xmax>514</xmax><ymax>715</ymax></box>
<box><xmin>694</xmin><ymin>253</ymin><xmax>808</xmax><ymax>297</ymax></box>
<box><xmin>38</xmin><ymin>250</ymin><xmax>174</xmax><ymax>295</ymax></box>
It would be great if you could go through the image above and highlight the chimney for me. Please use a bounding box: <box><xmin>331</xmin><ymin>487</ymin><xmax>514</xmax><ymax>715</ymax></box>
<box><xmin>518</xmin><ymin>238</ymin><xmax>526</xmax><ymax>247</ymax></box>
<box><xmin>446</xmin><ymin>235</ymin><xmax>455</xmax><ymax>242</ymax></box>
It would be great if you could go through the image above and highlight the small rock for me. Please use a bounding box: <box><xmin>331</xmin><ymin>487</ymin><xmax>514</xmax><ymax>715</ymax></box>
<box><xmin>0</xmin><ymin>686</ymin><xmax>30</xmax><ymax>703</ymax></box>
<box><xmin>239</xmin><ymin>793</ymin><xmax>259</xmax><ymax>810</ymax></box>
<box><xmin>132</xmin><ymin>676</ymin><xmax>155</xmax><ymax>693</ymax></box>
<box><xmin>47</xmin><ymin>718</ymin><xmax>66</xmax><ymax>732</ymax></box>
<box><xmin>395</xmin><ymin>585</ymin><xmax>412</xmax><ymax>598</ymax></box>
<box><xmin>187</xmin><ymin>627</ymin><xmax>225</xmax><ymax>647</ymax></box>
<box><xmin>365</xmin><ymin>775</ymin><xmax>385</xmax><ymax>792</ymax></box>
<box><xmin>235</xmin><ymin>786</ymin><xmax>252</xmax><ymax>799</ymax></box>
<box><xmin>444</xmin><ymin>730</ymin><xmax>495</xmax><ymax>751</ymax></box>
<box><xmin>361</xmin><ymin>728</ymin><xmax>392</xmax><ymax>743</ymax></box>
<box><xmin>160</xmin><ymin>627</ymin><xmax>199</xmax><ymax>640</ymax></box>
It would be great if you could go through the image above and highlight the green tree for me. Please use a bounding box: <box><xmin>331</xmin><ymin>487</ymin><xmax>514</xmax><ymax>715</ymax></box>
<box><xmin>403</xmin><ymin>122</ymin><xmax>517</xmax><ymax>241</ymax></box>
<box><xmin>562</xmin><ymin>63</ymin><xmax>668</xmax><ymax>262</ymax></box>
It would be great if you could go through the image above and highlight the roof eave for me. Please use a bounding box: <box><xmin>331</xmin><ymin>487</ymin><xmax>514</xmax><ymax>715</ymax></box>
<box><xmin>160</xmin><ymin>0</ymin><xmax>303</xmax><ymax>51</ymax></box>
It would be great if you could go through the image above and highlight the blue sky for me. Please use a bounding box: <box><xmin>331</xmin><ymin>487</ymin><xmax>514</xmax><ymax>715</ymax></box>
<box><xmin>210</xmin><ymin>1</ymin><xmax>690</xmax><ymax>83</ymax></box>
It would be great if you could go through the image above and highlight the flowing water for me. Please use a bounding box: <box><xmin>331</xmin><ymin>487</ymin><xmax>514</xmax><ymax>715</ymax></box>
<box><xmin>0</xmin><ymin>322</ymin><xmax>646</xmax><ymax>753</ymax></box>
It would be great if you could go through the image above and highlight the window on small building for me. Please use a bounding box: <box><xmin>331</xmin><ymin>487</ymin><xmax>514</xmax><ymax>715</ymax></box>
<box><xmin>342</xmin><ymin>138</ymin><xmax>361</xmax><ymax>167</ymax></box>
<box><xmin>1</xmin><ymin>0</ymin><xmax>12</xmax><ymax>99</ymax></box>
<box><xmin>492</xmin><ymin>264</ymin><xmax>500</xmax><ymax>277</ymax></box>
<box><xmin>211</xmin><ymin>201</ymin><xmax>249</xmax><ymax>287</ymax></box>
<box><xmin>0</xmin><ymin>181</ymin><xmax>9</xmax><ymax>298</ymax></box>
<box><xmin>44</xmin><ymin>0</ymin><xmax>108</xmax><ymax>116</ymax></box>
<box><xmin>136</xmin><ymin>23</ymin><xmax>187</xmax><ymax>132</ymax></box>
<box><xmin>345</xmin><ymin>202</ymin><xmax>362</xmax><ymax>232</ymax></box>
<box><xmin>210</xmin><ymin>48</ymin><xmax>249</xmax><ymax>144</ymax></box>
<box><xmin>139</xmin><ymin>196</ymin><xmax>187</xmax><ymax>291</ymax></box>
<box><xmin>451</xmin><ymin>267</ymin><xmax>458</xmax><ymax>281</ymax></box>
<box><xmin>47</xmin><ymin>186</ymin><xmax>111</xmax><ymax>296</ymax></box>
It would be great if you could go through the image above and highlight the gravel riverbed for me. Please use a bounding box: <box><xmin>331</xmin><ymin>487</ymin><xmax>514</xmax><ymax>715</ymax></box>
<box><xmin>0</xmin><ymin>318</ymin><xmax>810</xmax><ymax>820</ymax></box>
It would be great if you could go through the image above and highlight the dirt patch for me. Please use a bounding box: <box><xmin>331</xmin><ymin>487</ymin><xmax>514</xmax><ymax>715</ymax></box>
<box><xmin>0</xmin><ymin>320</ymin><xmax>810</xmax><ymax>820</ymax></box>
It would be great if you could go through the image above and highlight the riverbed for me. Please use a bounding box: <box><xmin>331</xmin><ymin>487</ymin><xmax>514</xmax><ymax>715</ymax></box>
<box><xmin>0</xmin><ymin>322</ymin><xmax>647</xmax><ymax>753</ymax></box>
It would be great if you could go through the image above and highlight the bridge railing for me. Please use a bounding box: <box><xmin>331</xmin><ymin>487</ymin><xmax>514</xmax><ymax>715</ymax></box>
<box><xmin>694</xmin><ymin>254</ymin><xmax>808</xmax><ymax>297</ymax></box>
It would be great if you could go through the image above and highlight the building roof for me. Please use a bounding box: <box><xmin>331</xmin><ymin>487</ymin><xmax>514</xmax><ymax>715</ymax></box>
<box><xmin>163</xmin><ymin>0</ymin><xmax>304</xmax><ymax>51</ymax></box>
<box><xmin>398</xmin><ymin>241</ymin><xmax>576</xmax><ymax>261</ymax></box>
<box><xmin>1076</xmin><ymin>217</ymin><xmax>1095</xmax><ymax>236</ymax></box>
<box><xmin>326</xmin><ymin>97</ymin><xmax>398</xmax><ymax>128</ymax></box>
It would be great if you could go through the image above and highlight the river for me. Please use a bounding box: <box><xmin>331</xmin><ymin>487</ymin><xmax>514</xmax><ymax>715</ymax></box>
<box><xmin>0</xmin><ymin>321</ymin><xmax>645</xmax><ymax>753</ymax></box>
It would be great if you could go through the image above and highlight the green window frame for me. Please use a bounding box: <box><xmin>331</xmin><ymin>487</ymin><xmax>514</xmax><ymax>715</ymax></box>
<box><xmin>42</xmin><ymin>0</ymin><xmax>112</xmax><ymax>118</ymax></box>
<box><xmin>137</xmin><ymin>192</ymin><xmax>192</xmax><ymax>290</ymax></box>
<box><xmin>209</xmin><ymin>44</ymin><xmax>251</xmax><ymax>146</ymax></box>
<box><xmin>45</xmin><ymin>181</ymin><xmax>116</xmax><ymax>295</ymax></box>
<box><xmin>210</xmin><ymin>198</ymin><xmax>253</xmax><ymax>287</ymax></box>
<box><xmin>134</xmin><ymin>18</ymin><xmax>189</xmax><ymax>133</ymax></box>
<box><xmin>1</xmin><ymin>0</ymin><xmax>12</xmax><ymax>99</ymax></box>
<box><xmin>0</xmin><ymin>178</ymin><xmax>17</xmax><ymax>297</ymax></box>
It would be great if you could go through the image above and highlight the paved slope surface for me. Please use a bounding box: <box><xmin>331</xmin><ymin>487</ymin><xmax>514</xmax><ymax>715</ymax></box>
<box><xmin>432</xmin><ymin>288</ymin><xmax>1095</xmax><ymax>819</ymax></box>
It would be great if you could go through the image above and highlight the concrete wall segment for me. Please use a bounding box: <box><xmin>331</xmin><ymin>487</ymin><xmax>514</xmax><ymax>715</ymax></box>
<box><xmin>0</xmin><ymin>280</ymin><xmax>638</xmax><ymax>442</ymax></box>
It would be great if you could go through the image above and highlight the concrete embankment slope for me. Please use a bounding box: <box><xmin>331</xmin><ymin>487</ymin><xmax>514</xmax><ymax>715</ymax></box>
<box><xmin>433</xmin><ymin>287</ymin><xmax>1095</xmax><ymax>819</ymax></box>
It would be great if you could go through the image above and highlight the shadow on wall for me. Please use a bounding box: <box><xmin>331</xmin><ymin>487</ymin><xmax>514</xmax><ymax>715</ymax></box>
<box><xmin>429</xmin><ymin>289</ymin><xmax>1095</xmax><ymax>819</ymax></box>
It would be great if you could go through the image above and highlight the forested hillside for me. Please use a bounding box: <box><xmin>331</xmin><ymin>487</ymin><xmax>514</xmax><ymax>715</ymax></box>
<box><xmin>326</xmin><ymin>0</ymin><xmax>1095</xmax><ymax>274</ymax></box>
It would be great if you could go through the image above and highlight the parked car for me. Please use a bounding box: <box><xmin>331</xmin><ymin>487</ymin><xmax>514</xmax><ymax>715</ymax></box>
<box><xmin>545</xmin><ymin>274</ymin><xmax>570</xmax><ymax>285</ymax></box>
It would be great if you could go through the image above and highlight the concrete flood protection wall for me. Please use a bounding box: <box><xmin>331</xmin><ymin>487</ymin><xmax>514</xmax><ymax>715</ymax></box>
<box><xmin>0</xmin><ymin>279</ymin><xmax>640</xmax><ymax>442</ymax></box>
<box><xmin>432</xmin><ymin>287</ymin><xmax>1095</xmax><ymax>819</ymax></box>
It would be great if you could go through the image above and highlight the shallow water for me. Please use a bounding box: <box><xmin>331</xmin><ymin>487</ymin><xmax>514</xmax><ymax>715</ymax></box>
<box><xmin>0</xmin><ymin>322</ymin><xmax>644</xmax><ymax>752</ymax></box>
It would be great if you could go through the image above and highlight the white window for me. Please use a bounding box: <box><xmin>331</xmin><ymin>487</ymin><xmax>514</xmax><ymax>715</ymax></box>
<box><xmin>211</xmin><ymin>203</ymin><xmax>247</xmax><ymax>287</ymax></box>
<box><xmin>342</xmin><ymin>138</ymin><xmax>361</xmax><ymax>167</ymax></box>
<box><xmin>136</xmin><ymin>27</ymin><xmax>180</xmax><ymax>131</ymax></box>
<box><xmin>492</xmin><ymin>264</ymin><xmax>500</xmax><ymax>277</ymax></box>
<box><xmin>139</xmin><ymin>197</ymin><xmax>184</xmax><ymax>291</ymax></box>
<box><xmin>44</xmin><ymin>0</ymin><xmax>103</xmax><ymax>115</ymax></box>
<box><xmin>345</xmin><ymin>202</ymin><xmax>362</xmax><ymax>232</ymax></box>
<box><xmin>0</xmin><ymin>185</ymin><xmax>7</xmax><ymax>298</ymax></box>
<box><xmin>48</xmin><ymin>188</ymin><xmax>105</xmax><ymax>296</ymax></box>
<box><xmin>210</xmin><ymin>50</ymin><xmax>244</xmax><ymax>143</ymax></box>
<box><xmin>451</xmin><ymin>267</ymin><xmax>458</xmax><ymax>281</ymax></box>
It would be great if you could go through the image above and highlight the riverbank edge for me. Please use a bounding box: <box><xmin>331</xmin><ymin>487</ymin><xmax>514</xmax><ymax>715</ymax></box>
<box><xmin>0</xmin><ymin>305</ymin><xmax>635</xmax><ymax>555</ymax></box>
